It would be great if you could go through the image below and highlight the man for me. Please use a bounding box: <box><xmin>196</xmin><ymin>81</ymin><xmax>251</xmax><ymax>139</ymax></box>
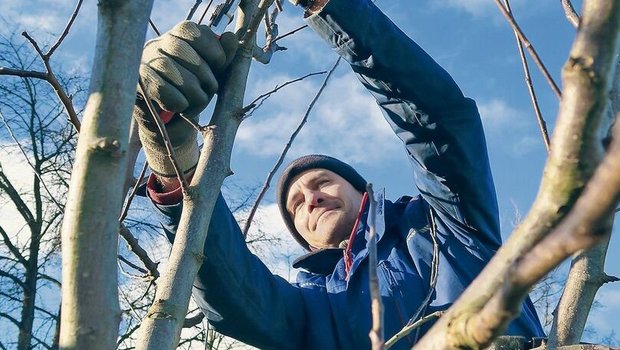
<box><xmin>134</xmin><ymin>0</ymin><xmax>546</xmax><ymax>348</ymax></box>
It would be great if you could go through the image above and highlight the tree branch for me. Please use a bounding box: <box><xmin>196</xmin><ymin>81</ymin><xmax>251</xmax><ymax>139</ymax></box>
<box><xmin>413</xmin><ymin>1</ymin><xmax>620</xmax><ymax>347</ymax></box>
<box><xmin>561</xmin><ymin>0</ymin><xmax>581</xmax><ymax>28</ymax></box>
<box><xmin>46</xmin><ymin>0</ymin><xmax>85</xmax><ymax>58</ymax></box>
<box><xmin>493</xmin><ymin>0</ymin><xmax>562</xmax><ymax>99</ymax></box>
<box><xmin>242</xmin><ymin>58</ymin><xmax>340</xmax><ymax>237</ymax></box>
<box><xmin>504</xmin><ymin>0</ymin><xmax>551</xmax><ymax>152</ymax></box>
<box><xmin>366</xmin><ymin>184</ymin><xmax>384</xmax><ymax>350</ymax></box>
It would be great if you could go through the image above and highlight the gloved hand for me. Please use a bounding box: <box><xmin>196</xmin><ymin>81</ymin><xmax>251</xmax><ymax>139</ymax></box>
<box><xmin>134</xmin><ymin>21</ymin><xmax>238</xmax><ymax>178</ymax></box>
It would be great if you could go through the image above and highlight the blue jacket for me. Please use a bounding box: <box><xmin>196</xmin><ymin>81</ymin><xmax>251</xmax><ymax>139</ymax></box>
<box><xmin>152</xmin><ymin>0</ymin><xmax>545</xmax><ymax>348</ymax></box>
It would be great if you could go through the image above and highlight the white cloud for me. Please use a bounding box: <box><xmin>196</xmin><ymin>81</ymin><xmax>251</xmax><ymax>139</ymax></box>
<box><xmin>428</xmin><ymin>0</ymin><xmax>531</xmax><ymax>19</ymax></box>
<box><xmin>0</xmin><ymin>144</ymin><xmax>35</xmax><ymax>248</ymax></box>
<box><xmin>478</xmin><ymin>98</ymin><xmax>523</xmax><ymax>129</ymax></box>
<box><xmin>237</xmin><ymin>70</ymin><xmax>402</xmax><ymax>166</ymax></box>
<box><xmin>477</xmin><ymin>99</ymin><xmax>544</xmax><ymax>157</ymax></box>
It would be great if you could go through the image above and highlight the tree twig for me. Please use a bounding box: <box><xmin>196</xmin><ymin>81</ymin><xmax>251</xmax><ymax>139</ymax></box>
<box><xmin>47</xmin><ymin>0</ymin><xmax>85</xmax><ymax>58</ymax></box>
<box><xmin>493</xmin><ymin>0</ymin><xmax>562</xmax><ymax>99</ymax></box>
<box><xmin>149</xmin><ymin>19</ymin><xmax>161</xmax><ymax>36</ymax></box>
<box><xmin>366</xmin><ymin>184</ymin><xmax>384</xmax><ymax>350</ymax></box>
<box><xmin>119</xmin><ymin>161</ymin><xmax>148</xmax><ymax>222</ymax></box>
<box><xmin>138</xmin><ymin>78</ymin><xmax>190</xmax><ymax>193</ymax></box>
<box><xmin>186</xmin><ymin>0</ymin><xmax>203</xmax><ymax>21</ymax></box>
<box><xmin>0</xmin><ymin>110</ymin><xmax>64</xmax><ymax>211</ymax></box>
<box><xmin>561</xmin><ymin>0</ymin><xmax>581</xmax><ymax>28</ymax></box>
<box><xmin>198</xmin><ymin>0</ymin><xmax>215</xmax><ymax>25</ymax></box>
<box><xmin>385</xmin><ymin>311</ymin><xmax>444</xmax><ymax>349</ymax></box>
<box><xmin>273</xmin><ymin>24</ymin><xmax>307</xmax><ymax>43</ymax></box>
<box><xmin>242</xmin><ymin>58</ymin><xmax>340</xmax><ymax>237</ymax></box>
<box><xmin>13</xmin><ymin>32</ymin><xmax>82</xmax><ymax>131</ymax></box>
<box><xmin>242</xmin><ymin>70</ymin><xmax>326</xmax><ymax>118</ymax></box>
<box><xmin>504</xmin><ymin>0</ymin><xmax>551</xmax><ymax>152</ymax></box>
<box><xmin>119</xmin><ymin>224</ymin><xmax>160</xmax><ymax>280</ymax></box>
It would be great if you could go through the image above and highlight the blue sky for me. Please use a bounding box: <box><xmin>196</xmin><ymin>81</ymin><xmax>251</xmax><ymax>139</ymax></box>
<box><xmin>2</xmin><ymin>0</ymin><xmax>619</xmax><ymax>345</ymax></box>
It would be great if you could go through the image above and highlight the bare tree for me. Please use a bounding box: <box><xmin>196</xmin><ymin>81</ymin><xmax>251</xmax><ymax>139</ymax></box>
<box><xmin>0</xmin><ymin>32</ymin><xmax>84</xmax><ymax>350</ymax></box>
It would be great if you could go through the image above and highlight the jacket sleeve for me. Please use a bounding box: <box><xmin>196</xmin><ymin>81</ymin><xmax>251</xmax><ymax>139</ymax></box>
<box><xmin>306</xmin><ymin>0</ymin><xmax>502</xmax><ymax>248</ymax></box>
<box><xmin>152</xmin><ymin>194</ymin><xmax>308</xmax><ymax>349</ymax></box>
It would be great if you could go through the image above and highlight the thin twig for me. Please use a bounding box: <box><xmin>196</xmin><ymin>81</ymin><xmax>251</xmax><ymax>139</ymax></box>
<box><xmin>273</xmin><ymin>24</ymin><xmax>307</xmax><ymax>44</ymax></box>
<box><xmin>0</xmin><ymin>110</ymin><xmax>64</xmax><ymax>211</ymax></box>
<box><xmin>241</xmin><ymin>0</ymin><xmax>275</xmax><ymax>48</ymax></box>
<box><xmin>367</xmin><ymin>184</ymin><xmax>384</xmax><ymax>350</ymax></box>
<box><xmin>274</xmin><ymin>0</ymin><xmax>283</xmax><ymax>12</ymax></box>
<box><xmin>137</xmin><ymin>78</ymin><xmax>189</xmax><ymax>192</ymax></box>
<box><xmin>561</xmin><ymin>0</ymin><xmax>580</xmax><ymax>28</ymax></box>
<box><xmin>119</xmin><ymin>224</ymin><xmax>160</xmax><ymax>280</ymax></box>
<box><xmin>242</xmin><ymin>71</ymin><xmax>326</xmax><ymax>117</ymax></box>
<box><xmin>180</xmin><ymin>113</ymin><xmax>204</xmax><ymax>132</ymax></box>
<box><xmin>384</xmin><ymin>311</ymin><xmax>444</xmax><ymax>349</ymax></box>
<box><xmin>118</xmin><ymin>255</ymin><xmax>149</xmax><ymax>276</ymax></box>
<box><xmin>119</xmin><ymin>161</ymin><xmax>149</xmax><ymax>222</ymax></box>
<box><xmin>404</xmin><ymin>208</ymin><xmax>439</xmax><ymax>342</ymax></box>
<box><xmin>18</xmin><ymin>32</ymin><xmax>81</xmax><ymax>131</ymax></box>
<box><xmin>198</xmin><ymin>0</ymin><xmax>215</xmax><ymax>25</ymax></box>
<box><xmin>47</xmin><ymin>0</ymin><xmax>84</xmax><ymax>58</ymax></box>
<box><xmin>118</xmin><ymin>282</ymin><xmax>143</xmax><ymax>321</ymax></box>
<box><xmin>504</xmin><ymin>0</ymin><xmax>551</xmax><ymax>151</ymax></box>
<box><xmin>149</xmin><ymin>19</ymin><xmax>161</xmax><ymax>36</ymax></box>
<box><xmin>493</xmin><ymin>0</ymin><xmax>562</xmax><ymax>99</ymax></box>
<box><xmin>186</xmin><ymin>0</ymin><xmax>203</xmax><ymax>21</ymax></box>
<box><xmin>242</xmin><ymin>58</ymin><xmax>341</xmax><ymax>237</ymax></box>
<box><xmin>252</xmin><ymin>0</ymin><xmax>285</xmax><ymax>63</ymax></box>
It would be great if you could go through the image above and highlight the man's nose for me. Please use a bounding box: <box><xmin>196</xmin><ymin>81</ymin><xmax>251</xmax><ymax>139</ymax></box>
<box><xmin>305</xmin><ymin>190</ymin><xmax>324</xmax><ymax>212</ymax></box>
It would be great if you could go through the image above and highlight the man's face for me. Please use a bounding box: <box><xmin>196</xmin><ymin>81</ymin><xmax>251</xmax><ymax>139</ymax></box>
<box><xmin>286</xmin><ymin>169</ymin><xmax>363</xmax><ymax>249</ymax></box>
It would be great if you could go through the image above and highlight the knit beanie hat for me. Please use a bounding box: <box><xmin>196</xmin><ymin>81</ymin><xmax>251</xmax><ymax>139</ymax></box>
<box><xmin>276</xmin><ymin>155</ymin><xmax>367</xmax><ymax>251</ymax></box>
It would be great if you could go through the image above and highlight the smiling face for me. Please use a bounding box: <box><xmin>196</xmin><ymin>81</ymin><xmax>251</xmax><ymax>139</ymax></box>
<box><xmin>286</xmin><ymin>169</ymin><xmax>363</xmax><ymax>249</ymax></box>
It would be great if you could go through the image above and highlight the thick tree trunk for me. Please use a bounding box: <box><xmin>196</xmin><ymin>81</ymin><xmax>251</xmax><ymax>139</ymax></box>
<box><xmin>547</xmin><ymin>50</ymin><xmax>620</xmax><ymax>348</ymax></box>
<box><xmin>413</xmin><ymin>1</ymin><xmax>620</xmax><ymax>348</ymax></box>
<box><xmin>59</xmin><ymin>1</ymin><xmax>153</xmax><ymax>349</ymax></box>
<box><xmin>135</xmin><ymin>2</ymin><xmax>262</xmax><ymax>349</ymax></box>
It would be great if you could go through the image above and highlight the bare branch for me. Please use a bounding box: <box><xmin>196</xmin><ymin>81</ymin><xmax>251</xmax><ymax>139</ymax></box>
<box><xmin>138</xmin><ymin>78</ymin><xmax>190</xmax><ymax>193</ymax></box>
<box><xmin>0</xmin><ymin>225</ymin><xmax>27</xmax><ymax>266</ymax></box>
<box><xmin>414</xmin><ymin>0</ymin><xmax>620</xmax><ymax>347</ymax></box>
<box><xmin>186</xmin><ymin>0</ymin><xmax>203</xmax><ymax>21</ymax></box>
<box><xmin>0</xmin><ymin>67</ymin><xmax>47</xmax><ymax>79</ymax></box>
<box><xmin>198</xmin><ymin>0</ymin><xmax>215</xmax><ymax>25</ymax></box>
<box><xmin>242</xmin><ymin>70</ymin><xmax>326</xmax><ymax>117</ymax></box>
<box><xmin>149</xmin><ymin>19</ymin><xmax>161</xmax><ymax>36</ymax></box>
<box><xmin>119</xmin><ymin>161</ymin><xmax>148</xmax><ymax>222</ymax></box>
<box><xmin>493</xmin><ymin>0</ymin><xmax>562</xmax><ymax>99</ymax></box>
<box><xmin>119</xmin><ymin>224</ymin><xmax>160</xmax><ymax>280</ymax></box>
<box><xmin>561</xmin><ymin>0</ymin><xmax>581</xmax><ymax>28</ymax></box>
<box><xmin>46</xmin><ymin>0</ymin><xmax>85</xmax><ymax>58</ymax></box>
<box><xmin>242</xmin><ymin>58</ymin><xmax>340</xmax><ymax>237</ymax></box>
<box><xmin>366</xmin><ymin>184</ymin><xmax>384</xmax><ymax>350</ymax></box>
<box><xmin>0</xmin><ymin>110</ymin><xmax>64</xmax><ymax>210</ymax></box>
<box><xmin>385</xmin><ymin>311</ymin><xmax>443</xmax><ymax>349</ymax></box>
<box><xmin>273</xmin><ymin>24</ymin><xmax>307</xmax><ymax>44</ymax></box>
<box><xmin>504</xmin><ymin>0</ymin><xmax>551</xmax><ymax>152</ymax></box>
<box><xmin>118</xmin><ymin>254</ymin><xmax>149</xmax><ymax>276</ymax></box>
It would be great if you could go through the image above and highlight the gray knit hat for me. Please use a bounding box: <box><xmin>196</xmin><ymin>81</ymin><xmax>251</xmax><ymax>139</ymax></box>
<box><xmin>276</xmin><ymin>155</ymin><xmax>367</xmax><ymax>251</ymax></box>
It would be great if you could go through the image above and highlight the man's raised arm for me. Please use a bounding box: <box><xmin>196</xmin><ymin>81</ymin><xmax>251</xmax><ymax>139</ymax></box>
<box><xmin>304</xmin><ymin>0</ymin><xmax>502</xmax><ymax>247</ymax></box>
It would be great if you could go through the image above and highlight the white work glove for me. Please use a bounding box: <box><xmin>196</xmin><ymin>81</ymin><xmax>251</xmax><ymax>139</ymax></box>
<box><xmin>134</xmin><ymin>21</ymin><xmax>237</xmax><ymax>177</ymax></box>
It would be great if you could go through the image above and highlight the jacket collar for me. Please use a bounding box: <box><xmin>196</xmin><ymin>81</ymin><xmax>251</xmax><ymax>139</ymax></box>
<box><xmin>292</xmin><ymin>197</ymin><xmax>403</xmax><ymax>275</ymax></box>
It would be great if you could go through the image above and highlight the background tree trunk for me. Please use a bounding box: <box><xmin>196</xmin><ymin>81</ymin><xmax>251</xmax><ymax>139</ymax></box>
<box><xmin>59</xmin><ymin>1</ymin><xmax>153</xmax><ymax>348</ymax></box>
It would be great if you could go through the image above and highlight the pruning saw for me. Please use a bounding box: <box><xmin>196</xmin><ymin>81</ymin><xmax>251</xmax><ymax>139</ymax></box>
<box><xmin>207</xmin><ymin>0</ymin><xmax>242</xmax><ymax>34</ymax></box>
